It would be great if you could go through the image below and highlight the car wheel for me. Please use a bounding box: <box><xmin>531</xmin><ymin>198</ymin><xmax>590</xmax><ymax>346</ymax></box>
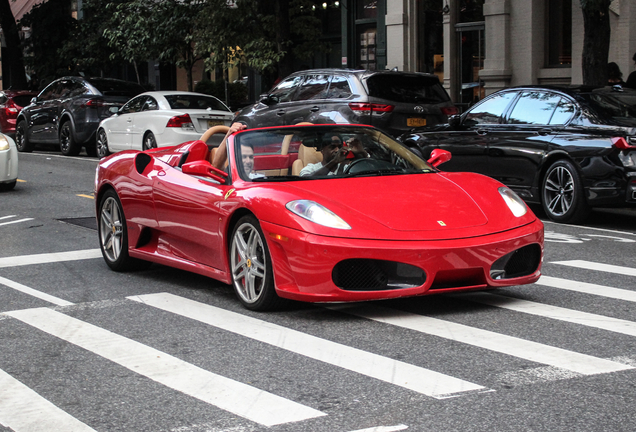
<box><xmin>541</xmin><ymin>159</ymin><xmax>590</xmax><ymax>223</ymax></box>
<box><xmin>98</xmin><ymin>189</ymin><xmax>149</xmax><ymax>271</ymax></box>
<box><xmin>230</xmin><ymin>215</ymin><xmax>285</xmax><ymax>311</ymax></box>
<box><xmin>59</xmin><ymin>122</ymin><xmax>81</xmax><ymax>156</ymax></box>
<box><xmin>96</xmin><ymin>129</ymin><xmax>111</xmax><ymax>159</ymax></box>
<box><xmin>15</xmin><ymin>120</ymin><xmax>34</xmax><ymax>152</ymax></box>
<box><xmin>0</xmin><ymin>181</ymin><xmax>17</xmax><ymax>191</ymax></box>
<box><xmin>143</xmin><ymin>132</ymin><xmax>157</xmax><ymax>151</ymax></box>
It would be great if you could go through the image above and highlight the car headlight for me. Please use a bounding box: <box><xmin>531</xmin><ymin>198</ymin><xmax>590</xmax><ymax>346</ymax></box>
<box><xmin>0</xmin><ymin>134</ymin><xmax>9</xmax><ymax>151</ymax></box>
<box><xmin>499</xmin><ymin>187</ymin><xmax>527</xmax><ymax>217</ymax></box>
<box><xmin>286</xmin><ymin>200</ymin><xmax>351</xmax><ymax>229</ymax></box>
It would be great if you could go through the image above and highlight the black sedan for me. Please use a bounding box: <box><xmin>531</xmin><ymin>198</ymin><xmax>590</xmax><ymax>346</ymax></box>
<box><xmin>15</xmin><ymin>76</ymin><xmax>145</xmax><ymax>156</ymax></box>
<box><xmin>400</xmin><ymin>86</ymin><xmax>636</xmax><ymax>223</ymax></box>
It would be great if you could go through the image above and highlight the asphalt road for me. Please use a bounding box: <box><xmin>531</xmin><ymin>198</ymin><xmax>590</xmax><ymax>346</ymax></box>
<box><xmin>1</xmin><ymin>150</ymin><xmax>636</xmax><ymax>432</ymax></box>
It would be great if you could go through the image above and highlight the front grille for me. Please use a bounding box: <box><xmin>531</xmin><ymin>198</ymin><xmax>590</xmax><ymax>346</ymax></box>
<box><xmin>332</xmin><ymin>259</ymin><xmax>425</xmax><ymax>291</ymax></box>
<box><xmin>490</xmin><ymin>244</ymin><xmax>542</xmax><ymax>280</ymax></box>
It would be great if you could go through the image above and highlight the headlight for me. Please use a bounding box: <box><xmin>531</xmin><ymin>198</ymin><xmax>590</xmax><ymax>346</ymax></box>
<box><xmin>286</xmin><ymin>200</ymin><xmax>351</xmax><ymax>229</ymax></box>
<box><xmin>499</xmin><ymin>187</ymin><xmax>527</xmax><ymax>217</ymax></box>
<box><xmin>0</xmin><ymin>134</ymin><xmax>9</xmax><ymax>151</ymax></box>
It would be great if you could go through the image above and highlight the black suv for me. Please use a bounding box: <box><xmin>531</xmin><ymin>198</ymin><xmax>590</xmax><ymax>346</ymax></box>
<box><xmin>234</xmin><ymin>69</ymin><xmax>457</xmax><ymax>137</ymax></box>
<box><xmin>15</xmin><ymin>76</ymin><xmax>145</xmax><ymax>156</ymax></box>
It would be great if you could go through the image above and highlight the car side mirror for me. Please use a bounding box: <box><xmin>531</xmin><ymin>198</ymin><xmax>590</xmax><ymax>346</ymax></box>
<box><xmin>259</xmin><ymin>94</ymin><xmax>279</xmax><ymax>106</ymax></box>
<box><xmin>181</xmin><ymin>160</ymin><xmax>228</xmax><ymax>183</ymax></box>
<box><xmin>31</xmin><ymin>97</ymin><xmax>37</xmax><ymax>104</ymax></box>
<box><xmin>448</xmin><ymin>114</ymin><xmax>461</xmax><ymax>128</ymax></box>
<box><xmin>427</xmin><ymin>149</ymin><xmax>452</xmax><ymax>167</ymax></box>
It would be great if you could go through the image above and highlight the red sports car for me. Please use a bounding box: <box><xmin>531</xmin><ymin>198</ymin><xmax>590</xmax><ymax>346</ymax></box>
<box><xmin>95</xmin><ymin>124</ymin><xmax>544</xmax><ymax>311</ymax></box>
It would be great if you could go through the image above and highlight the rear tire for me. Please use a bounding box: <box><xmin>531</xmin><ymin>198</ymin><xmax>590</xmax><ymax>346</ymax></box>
<box><xmin>541</xmin><ymin>159</ymin><xmax>590</xmax><ymax>223</ymax></box>
<box><xmin>59</xmin><ymin>121</ymin><xmax>80</xmax><ymax>156</ymax></box>
<box><xmin>143</xmin><ymin>132</ymin><xmax>157</xmax><ymax>151</ymax></box>
<box><xmin>0</xmin><ymin>181</ymin><xmax>17</xmax><ymax>191</ymax></box>
<box><xmin>15</xmin><ymin>120</ymin><xmax>34</xmax><ymax>152</ymax></box>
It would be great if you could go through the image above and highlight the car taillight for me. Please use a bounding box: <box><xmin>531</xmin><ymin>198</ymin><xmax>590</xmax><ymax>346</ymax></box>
<box><xmin>85</xmin><ymin>99</ymin><xmax>106</xmax><ymax>108</ymax></box>
<box><xmin>167</xmin><ymin>114</ymin><xmax>194</xmax><ymax>129</ymax></box>
<box><xmin>441</xmin><ymin>106</ymin><xmax>459</xmax><ymax>116</ymax></box>
<box><xmin>612</xmin><ymin>137</ymin><xmax>636</xmax><ymax>150</ymax></box>
<box><xmin>5</xmin><ymin>99</ymin><xmax>19</xmax><ymax>114</ymax></box>
<box><xmin>348</xmin><ymin>102</ymin><xmax>395</xmax><ymax>113</ymax></box>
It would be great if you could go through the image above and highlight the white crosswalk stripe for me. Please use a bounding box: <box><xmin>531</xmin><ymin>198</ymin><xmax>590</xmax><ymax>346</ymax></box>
<box><xmin>4</xmin><ymin>307</ymin><xmax>326</xmax><ymax>427</ymax></box>
<box><xmin>0</xmin><ymin>368</ymin><xmax>97</xmax><ymax>432</ymax></box>
<box><xmin>535</xmin><ymin>275</ymin><xmax>636</xmax><ymax>302</ymax></box>
<box><xmin>128</xmin><ymin>293</ymin><xmax>488</xmax><ymax>399</ymax></box>
<box><xmin>552</xmin><ymin>260</ymin><xmax>636</xmax><ymax>277</ymax></box>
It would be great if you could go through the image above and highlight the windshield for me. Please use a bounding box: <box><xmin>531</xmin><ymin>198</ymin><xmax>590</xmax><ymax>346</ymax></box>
<box><xmin>164</xmin><ymin>94</ymin><xmax>230</xmax><ymax>112</ymax></box>
<box><xmin>233</xmin><ymin>125</ymin><xmax>435</xmax><ymax>182</ymax></box>
<box><xmin>583</xmin><ymin>90</ymin><xmax>636</xmax><ymax>126</ymax></box>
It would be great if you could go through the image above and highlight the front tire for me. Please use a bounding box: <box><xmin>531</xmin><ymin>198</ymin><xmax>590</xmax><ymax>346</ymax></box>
<box><xmin>98</xmin><ymin>189</ymin><xmax>148</xmax><ymax>271</ymax></box>
<box><xmin>96</xmin><ymin>129</ymin><xmax>111</xmax><ymax>159</ymax></box>
<box><xmin>230</xmin><ymin>215</ymin><xmax>284</xmax><ymax>311</ymax></box>
<box><xmin>143</xmin><ymin>132</ymin><xmax>157</xmax><ymax>151</ymax></box>
<box><xmin>541</xmin><ymin>159</ymin><xmax>590</xmax><ymax>223</ymax></box>
<box><xmin>59</xmin><ymin>122</ymin><xmax>80</xmax><ymax>156</ymax></box>
<box><xmin>15</xmin><ymin>120</ymin><xmax>34</xmax><ymax>152</ymax></box>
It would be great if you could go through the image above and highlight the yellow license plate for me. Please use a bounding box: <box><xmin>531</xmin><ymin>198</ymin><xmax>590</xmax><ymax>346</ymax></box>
<box><xmin>207</xmin><ymin>120</ymin><xmax>225</xmax><ymax>128</ymax></box>
<box><xmin>407</xmin><ymin>118</ymin><xmax>427</xmax><ymax>127</ymax></box>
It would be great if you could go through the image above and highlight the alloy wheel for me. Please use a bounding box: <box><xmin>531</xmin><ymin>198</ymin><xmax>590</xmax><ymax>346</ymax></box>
<box><xmin>100</xmin><ymin>196</ymin><xmax>124</xmax><ymax>263</ymax></box>
<box><xmin>231</xmin><ymin>222</ymin><xmax>267</xmax><ymax>304</ymax></box>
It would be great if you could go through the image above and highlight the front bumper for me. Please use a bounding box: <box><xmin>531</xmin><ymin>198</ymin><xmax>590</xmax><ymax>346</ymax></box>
<box><xmin>261</xmin><ymin>218</ymin><xmax>544</xmax><ymax>303</ymax></box>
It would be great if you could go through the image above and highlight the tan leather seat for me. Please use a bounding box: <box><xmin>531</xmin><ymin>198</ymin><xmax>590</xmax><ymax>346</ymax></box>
<box><xmin>291</xmin><ymin>144</ymin><xmax>322</xmax><ymax>175</ymax></box>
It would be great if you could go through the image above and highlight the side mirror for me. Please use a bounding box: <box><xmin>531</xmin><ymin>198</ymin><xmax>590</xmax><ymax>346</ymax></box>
<box><xmin>259</xmin><ymin>94</ymin><xmax>279</xmax><ymax>106</ymax></box>
<box><xmin>448</xmin><ymin>114</ymin><xmax>461</xmax><ymax>128</ymax></box>
<box><xmin>427</xmin><ymin>149</ymin><xmax>452</xmax><ymax>167</ymax></box>
<box><xmin>30</xmin><ymin>97</ymin><xmax>37</xmax><ymax>104</ymax></box>
<box><xmin>181</xmin><ymin>160</ymin><xmax>228</xmax><ymax>183</ymax></box>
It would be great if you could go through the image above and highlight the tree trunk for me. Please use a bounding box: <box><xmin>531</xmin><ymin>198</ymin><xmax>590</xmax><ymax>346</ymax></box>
<box><xmin>581</xmin><ymin>0</ymin><xmax>612</xmax><ymax>86</ymax></box>
<box><xmin>274</xmin><ymin>0</ymin><xmax>293</xmax><ymax>80</ymax></box>
<box><xmin>0</xmin><ymin>0</ymin><xmax>28</xmax><ymax>89</ymax></box>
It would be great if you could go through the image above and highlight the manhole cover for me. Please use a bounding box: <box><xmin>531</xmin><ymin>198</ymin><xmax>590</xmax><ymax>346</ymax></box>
<box><xmin>58</xmin><ymin>217</ymin><xmax>97</xmax><ymax>231</ymax></box>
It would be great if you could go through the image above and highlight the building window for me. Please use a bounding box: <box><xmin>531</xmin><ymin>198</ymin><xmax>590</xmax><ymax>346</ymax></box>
<box><xmin>357</xmin><ymin>0</ymin><xmax>377</xmax><ymax>19</ymax></box>
<box><xmin>546</xmin><ymin>0</ymin><xmax>572</xmax><ymax>67</ymax></box>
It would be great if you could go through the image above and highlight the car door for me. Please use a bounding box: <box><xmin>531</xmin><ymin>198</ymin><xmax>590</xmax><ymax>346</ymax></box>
<box><xmin>152</xmin><ymin>164</ymin><xmax>227</xmax><ymax>270</ymax></box>
<box><xmin>434</xmin><ymin>90</ymin><xmax>518</xmax><ymax>175</ymax></box>
<box><xmin>129</xmin><ymin>96</ymin><xmax>157</xmax><ymax>148</ymax></box>
<box><xmin>28</xmin><ymin>81</ymin><xmax>63</xmax><ymax>142</ymax></box>
<box><xmin>487</xmin><ymin>90</ymin><xmax>565</xmax><ymax>200</ymax></box>
<box><xmin>108</xmin><ymin>96</ymin><xmax>146</xmax><ymax>150</ymax></box>
<box><xmin>283</xmin><ymin>74</ymin><xmax>331</xmax><ymax>125</ymax></box>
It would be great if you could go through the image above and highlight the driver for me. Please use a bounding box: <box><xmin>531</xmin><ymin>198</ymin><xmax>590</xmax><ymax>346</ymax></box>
<box><xmin>212</xmin><ymin>122</ymin><xmax>247</xmax><ymax>170</ymax></box>
<box><xmin>299</xmin><ymin>135</ymin><xmax>349</xmax><ymax>177</ymax></box>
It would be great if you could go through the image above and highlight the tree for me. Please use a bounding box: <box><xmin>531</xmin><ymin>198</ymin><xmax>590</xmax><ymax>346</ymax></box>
<box><xmin>0</xmin><ymin>0</ymin><xmax>28</xmax><ymax>88</ymax></box>
<box><xmin>580</xmin><ymin>0</ymin><xmax>613</xmax><ymax>86</ymax></box>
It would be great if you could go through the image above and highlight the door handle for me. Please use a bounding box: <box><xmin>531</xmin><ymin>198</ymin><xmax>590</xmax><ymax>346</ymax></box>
<box><xmin>538</xmin><ymin>128</ymin><xmax>552</xmax><ymax>136</ymax></box>
<box><xmin>310</xmin><ymin>106</ymin><xmax>320</xmax><ymax>112</ymax></box>
<box><xmin>276</xmin><ymin>110</ymin><xmax>285</xmax><ymax>116</ymax></box>
<box><xmin>476</xmin><ymin>129</ymin><xmax>488</xmax><ymax>136</ymax></box>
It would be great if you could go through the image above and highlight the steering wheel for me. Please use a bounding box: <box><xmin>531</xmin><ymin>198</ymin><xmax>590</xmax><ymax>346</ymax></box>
<box><xmin>343</xmin><ymin>158</ymin><xmax>401</xmax><ymax>174</ymax></box>
<box><xmin>200</xmin><ymin>125</ymin><xmax>230</xmax><ymax>143</ymax></box>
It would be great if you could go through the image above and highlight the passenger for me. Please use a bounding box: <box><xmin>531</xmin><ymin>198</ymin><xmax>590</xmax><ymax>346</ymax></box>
<box><xmin>211</xmin><ymin>122</ymin><xmax>247</xmax><ymax>170</ymax></box>
<box><xmin>299</xmin><ymin>135</ymin><xmax>349</xmax><ymax>176</ymax></box>
<box><xmin>240</xmin><ymin>142</ymin><xmax>264</xmax><ymax>179</ymax></box>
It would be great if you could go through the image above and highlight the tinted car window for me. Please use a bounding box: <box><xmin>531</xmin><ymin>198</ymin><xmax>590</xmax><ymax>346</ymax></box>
<box><xmin>464</xmin><ymin>91</ymin><xmax>517</xmax><ymax>125</ymax></box>
<box><xmin>326</xmin><ymin>75</ymin><xmax>352</xmax><ymax>99</ymax></box>
<box><xmin>39</xmin><ymin>82</ymin><xmax>63</xmax><ymax>101</ymax></box>
<box><xmin>293</xmin><ymin>74</ymin><xmax>330</xmax><ymax>101</ymax></box>
<box><xmin>164</xmin><ymin>94</ymin><xmax>228</xmax><ymax>111</ymax></box>
<box><xmin>68</xmin><ymin>82</ymin><xmax>89</xmax><ymax>98</ymax></box>
<box><xmin>142</xmin><ymin>97</ymin><xmax>159</xmax><ymax>111</ymax></box>
<box><xmin>549</xmin><ymin>99</ymin><xmax>576</xmax><ymax>125</ymax></box>
<box><xmin>12</xmin><ymin>95</ymin><xmax>33</xmax><ymax>107</ymax></box>
<box><xmin>270</xmin><ymin>76</ymin><xmax>304</xmax><ymax>103</ymax></box>
<box><xmin>508</xmin><ymin>91</ymin><xmax>562</xmax><ymax>125</ymax></box>
<box><xmin>584</xmin><ymin>92</ymin><xmax>636</xmax><ymax>126</ymax></box>
<box><xmin>120</xmin><ymin>96</ymin><xmax>146</xmax><ymax>114</ymax></box>
<box><xmin>365</xmin><ymin>74</ymin><xmax>449</xmax><ymax>103</ymax></box>
<box><xmin>87</xmin><ymin>78</ymin><xmax>145</xmax><ymax>97</ymax></box>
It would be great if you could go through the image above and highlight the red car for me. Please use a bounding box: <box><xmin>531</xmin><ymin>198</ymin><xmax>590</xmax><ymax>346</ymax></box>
<box><xmin>0</xmin><ymin>90</ymin><xmax>37</xmax><ymax>136</ymax></box>
<box><xmin>95</xmin><ymin>124</ymin><xmax>544</xmax><ymax>311</ymax></box>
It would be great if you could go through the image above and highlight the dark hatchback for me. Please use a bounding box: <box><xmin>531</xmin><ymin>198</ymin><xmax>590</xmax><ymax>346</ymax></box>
<box><xmin>400</xmin><ymin>86</ymin><xmax>636</xmax><ymax>223</ymax></box>
<box><xmin>0</xmin><ymin>90</ymin><xmax>37</xmax><ymax>136</ymax></box>
<box><xmin>16</xmin><ymin>76</ymin><xmax>145</xmax><ymax>156</ymax></box>
<box><xmin>234</xmin><ymin>68</ymin><xmax>457</xmax><ymax>137</ymax></box>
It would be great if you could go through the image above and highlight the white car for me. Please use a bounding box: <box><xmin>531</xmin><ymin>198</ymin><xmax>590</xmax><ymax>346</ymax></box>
<box><xmin>0</xmin><ymin>133</ymin><xmax>18</xmax><ymax>191</ymax></box>
<box><xmin>96</xmin><ymin>91</ymin><xmax>234</xmax><ymax>158</ymax></box>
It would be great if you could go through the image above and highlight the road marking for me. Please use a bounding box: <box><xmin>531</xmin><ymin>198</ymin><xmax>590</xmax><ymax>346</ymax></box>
<box><xmin>552</xmin><ymin>260</ymin><xmax>636</xmax><ymax>277</ymax></box>
<box><xmin>0</xmin><ymin>249</ymin><xmax>102</xmax><ymax>268</ymax></box>
<box><xmin>542</xmin><ymin>220</ymin><xmax>636</xmax><ymax>237</ymax></box>
<box><xmin>4</xmin><ymin>307</ymin><xmax>325</xmax><ymax>427</ymax></box>
<box><xmin>0</xmin><ymin>368</ymin><xmax>97</xmax><ymax>432</ymax></box>
<box><xmin>76</xmin><ymin>194</ymin><xmax>94</xmax><ymax>199</ymax></box>
<box><xmin>452</xmin><ymin>291</ymin><xmax>636</xmax><ymax>337</ymax></box>
<box><xmin>16</xmin><ymin>179</ymin><xmax>26</xmax><ymax>183</ymax></box>
<box><xmin>328</xmin><ymin>304</ymin><xmax>632</xmax><ymax>376</ymax></box>
<box><xmin>0</xmin><ymin>276</ymin><xmax>74</xmax><ymax>306</ymax></box>
<box><xmin>536</xmin><ymin>276</ymin><xmax>636</xmax><ymax>302</ymax></box>
<box><xmin>0</xmin><ymin>215</ymin><xmax>16</xmax><ymax>220</ymax></box>
<box><xmin>129</xmin><ymin>293</ymin><xmax>487</xmax><ymax>399</ymax></box>
<box><xmin>0</xmin><ymin>217</ymin><xmax>34</xmax><ymax>227</ymax></box>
